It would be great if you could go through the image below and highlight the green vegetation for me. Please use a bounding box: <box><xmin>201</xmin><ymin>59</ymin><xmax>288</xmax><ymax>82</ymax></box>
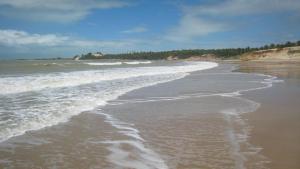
<box><xmin>103</xmin><ymin>48</ymin><xmax>252</xmax><ymax>60</ymax></box>
<box><xmin>77</xmin><ymin>40</ymin><xmax>300</xmax><ymax>60</ymax></box>
<box><xmin>80</xmin><ymin>53</ymin><xmax>95</xmax><ymax>59</ymax></box>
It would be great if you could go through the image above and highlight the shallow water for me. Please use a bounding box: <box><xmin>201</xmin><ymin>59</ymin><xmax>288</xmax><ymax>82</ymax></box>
<box><xmin>0</xmin><ymin>60</ymin><xmax>281</xmax><ymax>168</ymax></box>
<box><xmin>238</xmin><ymin>61</ymin><xmax>300</xmax><ymax>169</ymax></box>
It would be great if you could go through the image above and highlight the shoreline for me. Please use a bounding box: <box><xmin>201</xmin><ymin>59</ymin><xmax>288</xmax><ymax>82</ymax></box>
<box><xmin>0</xmin><ymin>61</ymin><xmax>299</xmax><ymax>168</ymax></box>
<box><xmin>238</xmin><ymin>61</ymin><xmax>300</xmax><ymax>169</ymax></box>
<box><xmin>100</xmin><ymin>63</ymin><xmax>281</xmax><ymax>168</ymax></box>
<box><xmin>100</xmin><ymin>61</ymin><xmax>300</xmax><ymax>168</ymax></box>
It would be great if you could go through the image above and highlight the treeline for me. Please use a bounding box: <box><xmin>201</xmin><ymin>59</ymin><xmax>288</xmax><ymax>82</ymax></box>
<box><xmin>259</xmin><ymin>41</ymin><xmax>300</xmax><ymax>50</ymax></box>
<box><xmin>79</xmin><ymin>53</ymin><xmax>96</xmax><ymax>59</ymax></box>
<box><xmin>79</xmin><ymin>40</ymin><xmax>300</xmax><ymax>60</ymax></box>
<box><xmin>103</xmin><ymin>48</ymin><xmax>253</xmax><ymax>60</ymax></box>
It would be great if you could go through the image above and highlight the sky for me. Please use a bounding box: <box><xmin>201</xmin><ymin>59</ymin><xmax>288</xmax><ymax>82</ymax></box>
<box><xmin>0</xmin><ymin>0</ymin><xmax>300</xmax><ymax>59</ymax></box>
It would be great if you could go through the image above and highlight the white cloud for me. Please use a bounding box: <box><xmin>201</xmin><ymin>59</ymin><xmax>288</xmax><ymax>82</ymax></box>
<box><xmin>186</xmin><ymin>0</ymin><xmax>300</xmax><ymax>16</ymax></box>
<box><xmin>0</xmin><ymin>29</ymin><xmax>167</xmax><ymax>58</ymax></box>
<box><xmin>121</xmin><ymin>26</ymin><xmax>148</xmax><ymax>34</ymax></box>
<box><xmin>0</xmin><ymin>29</ymin><xmax>69</xmax><ymax>46</ymax></box>
<box><xmin>166</xmin><ymin>0</ymin><xmax>300</xmax><ymax>42</ymax></box>
<box><xmin>0</xmin><ymin>0</ymin><xmax>131</xmax><ymax>22</ymax></box>
<box><xmin>165</xmin><ymin>15</ymin><xmax>227</xmax><ymax>42</ymax></box>
<box><xmin>0</xmin><ymin>29</ymin><xmax>137</xmax><ymax>53</ymax></box>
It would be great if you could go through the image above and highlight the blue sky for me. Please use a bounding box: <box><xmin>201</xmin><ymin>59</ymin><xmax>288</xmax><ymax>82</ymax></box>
<box><xmin>0</xmin><ymin>0</ymin><xmax>299</xmax><ymax>59</ymax></box>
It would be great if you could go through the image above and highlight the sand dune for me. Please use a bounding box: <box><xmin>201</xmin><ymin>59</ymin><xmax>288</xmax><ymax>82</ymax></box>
<box><xmin>241</xmin><ymin>46</ymin><xmax>300</xmax><ymax>61</ymax></box>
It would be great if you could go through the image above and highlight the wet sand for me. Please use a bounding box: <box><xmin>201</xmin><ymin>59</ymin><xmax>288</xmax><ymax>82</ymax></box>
<box><xmin>0</xmin><ymin>113</ymin><xmax>113</xmax><ymax>168</ymax></box>
<box><xmin>0</xmin><ymin>62</ymin><xmax>299</xmax><ymax>168</ymax></box>
<box><xmin>104</xmin><ymin>61</ymin><xmax>300</xmax><ymax>169</ymax></box>
<box><xmin>101</xmin><ymin>64</ymin><xmax>274</xmax><ymax>169</ymax></box>
<box><xmin>239</xmin><ymin>61</ymin><xmax>300</xmax><ymax>169</ymax></box>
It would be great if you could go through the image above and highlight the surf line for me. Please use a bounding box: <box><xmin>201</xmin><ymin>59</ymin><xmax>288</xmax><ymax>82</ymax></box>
<box><xmin>96</xmin><ymin>111</ymin><xmax>168</xmax><ymax>169</ymax></box>
<box><xmin>105</xmin><ymin>73</ymin><xmax>282</xmax><ymax>169</ymax></box>
<box><xmin>109</xmin><ymin>73</ymin><xmax>283</xmax><ymax>105</ymax></box>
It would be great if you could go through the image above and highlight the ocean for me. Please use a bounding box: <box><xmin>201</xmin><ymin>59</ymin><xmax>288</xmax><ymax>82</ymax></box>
<box><xmin>0</xmin><ymin>60</ymin><xmax>283</xmax><ymax>169</ymax></box>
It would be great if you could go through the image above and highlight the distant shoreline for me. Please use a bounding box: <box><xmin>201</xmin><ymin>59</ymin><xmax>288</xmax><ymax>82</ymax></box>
<box><xmin>73</xmin><ymin>41</ymin><xmax>300</xmax><ymax>61</ymax></box>
<box><xmin>7</xmin><ymin>43</ymin><xmax>300</xmax><ymax>62</ymax></box>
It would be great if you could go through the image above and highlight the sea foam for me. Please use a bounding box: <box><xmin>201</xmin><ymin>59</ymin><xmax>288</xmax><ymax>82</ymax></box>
<box><xmin>85</xmin><ymin>62</ymin><xmax>122</xmax><ymax>66</ymax></box>
<box><xmin>0</xmin><ymin>62</ymin><xmax>217</xmax><ymax>95</ymax></box>
<box><xmin>0</xmin><ymin>62</ymin><xmax>218</xmax><ymax>142</ymax></box>
<box><xmin>124</xmin><ymin>61</ymin><xmax>152</xmax><ymax>65</ymax></box>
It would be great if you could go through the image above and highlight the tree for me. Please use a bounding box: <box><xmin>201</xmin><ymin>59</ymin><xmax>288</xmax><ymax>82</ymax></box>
<box><xmin>285</xmin><ymin>41</ymin><xmax>292</xmax><ymax>47</ymax></box>
<box><xmin>245</xmin><ymin>46</ymin><xmax>250</xmax><ymax>52</ymax></box>
<box><xmin>263</xmin><ymin>45</ymin><xmax>269</xmax><ymax>49</ymax></box>
<box><xmin>76</xmin><ymin>40</ymin><xmax>300</xmax><ymax>60</ymax></box>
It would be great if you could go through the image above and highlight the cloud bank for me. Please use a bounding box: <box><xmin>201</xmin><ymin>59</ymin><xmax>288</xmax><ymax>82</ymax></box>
<box><xmin>0</xmin><ymin>29</ymin><xmax>141</xmax><ymax>57</ymax></box>
<box><xmin>0</xmin><ymin>0</ymin><xmax>132</xmax><ymax>22</ymax></box>
<box><xmin>166</xmin><ymin>0</ymin><xmax>300</xmax><ymax>42</ymax></box>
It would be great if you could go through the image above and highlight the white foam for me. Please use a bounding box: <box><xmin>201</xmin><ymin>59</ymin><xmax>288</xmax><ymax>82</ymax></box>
<box><xmin>217</xmin><ymin>74</ymin><xmax>281</xmax><ymax>169</ymax></box>
<box><xmin>0</xmin><ymin>62</ymin><xmax>218</xmax><ymax>142</ymax></box>
<box><xmin>33</xmin><ymin>62</ymin><xmax>65</xmax><ymax>66</ymax></box>
<box><xmin>99</xmin><ymin>71</ymin><xmax>280</xmax><ymax>169</ymax></box>
<box><xmin>85</xmin><ymin>62</ymin><xmax>122</xmax><ymax>66</ymax></box>
<box><xmin>97</xmin><ymin>112</ymin><xmax>144</xmax><ymax>141</ymax></box>
<box><xmin>0</xmin><ymin>62</ymin><xmax>281</xmax><ymax>169</ymax></box>
<box><xmin>102</xmin><ymin>140</ymin><xmax>168</xmax><ymax>169</ymax></box>
<box><xmin>221</xmin><ymin>98</ymin><xmax>262</xmax><ymax>169</ymax></box>
<box><xmin>0</xmin><ymin>61</ymin><xmax>218</xmax><ymax>95</ymax></box>
<box><xmin>232</xmin><ymin>73</ymin><xmax>283</xmax><ymax>95</ymax></box>
<box><xmin>110</xmin><ymin>73</ymin><xmax>282</xmax><ymax>106</ymax></box>
<box><xmin>97</xmin><ymin>112</ymin><xmax>168</xmax><ymax>169</ymax></box>
<box><xmin>124</xmin><ymin>61</ymin><xmax>152</xmax><ymax>65</ymax></box>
